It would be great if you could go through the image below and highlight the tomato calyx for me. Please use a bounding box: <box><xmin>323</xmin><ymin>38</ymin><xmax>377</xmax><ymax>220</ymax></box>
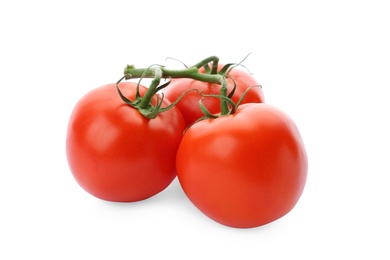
<box><xmin>196</xmin><ymin>84</ymin><xmax>262</xmax><ymax>122</ymax></box>
<box><xmin>116</xmin><ymin>67</ymin><xmax>164</xmax><ymax>119</ymax></box>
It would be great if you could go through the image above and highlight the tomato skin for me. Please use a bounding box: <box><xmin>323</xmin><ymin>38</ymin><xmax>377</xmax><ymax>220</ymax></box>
<box><xmin>66</xmin><ymin>82</ymin><xmax>185</xmax><ymax>202</ymax></box>
<box><xmin>176</xmin><ymin>103</ymin><xmax>307</xmax><ymax>228</ymax></box>
<box><xmin>163</xmin><ymin>65</ymin><xmax>265</xmax><ymax>126</ymax></box>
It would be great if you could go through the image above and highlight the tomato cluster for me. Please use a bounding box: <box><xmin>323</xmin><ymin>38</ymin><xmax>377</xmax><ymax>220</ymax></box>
<box><xmin>66</xmin><ymin>58</ymin><xmax>307</xmax><ymax>228</ymax></box>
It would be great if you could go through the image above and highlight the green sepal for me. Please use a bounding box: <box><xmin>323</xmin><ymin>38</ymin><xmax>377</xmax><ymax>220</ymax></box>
<box><xmin>203</xmin><ymin>64</ymin><xmax>211</xmax><ymax>74</ymax></box>
<box><xmin>198</xmin><ymin>97</ymin><xmax>219</xmax><ymax>119</ymax></box>
<box><xmin>199</xmin><ymin>92</ymin><xmax>237</xmax><ymax>116</ymax></box>
<box><xmin>116</xmin><ymin>76</ymin><xmax>136</xmax><ymax>106</ymax></box>
<box><xmin>227</xmin><ymin>76</ymin><xmax>237</xmax><ymax>99</ymax></box>
<box><xmin>235</xmin><ymin>85</ymin><xmax>262</xmax><ymax>107</ymax></box>
<box><xmin>139</xmin><ymin>94</ymin><xmax>164</xmax><ymax>119</ymax></box>
<box><xmin>156</xmin><ymin>78</ymin><xmax>172</xmax><ymax>93</ymax></box>
<box><xmin>218</xmin><ymin>63</ymin><xmax>236</xmax><ymax>76</ymax></box>
<box><xmin>160</xmin><ymin>89</ymin><xmax>198</xmax><ymax>113</ymax></box>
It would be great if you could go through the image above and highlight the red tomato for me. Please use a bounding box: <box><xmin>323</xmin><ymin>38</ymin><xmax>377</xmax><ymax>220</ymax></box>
<box><xmin>66</xmin><ymin>82</ymin><xmax>185</xmax><ymax>202</ymax></box>
<box><xmin>163</xmin><ymin>65</ymin><xmax>265</xmax><ymax>126</ymax></box>
<box><xmin>176</xmin><ymin>103</ymin><xmax>307</xmax><ymax>228</ymax></box>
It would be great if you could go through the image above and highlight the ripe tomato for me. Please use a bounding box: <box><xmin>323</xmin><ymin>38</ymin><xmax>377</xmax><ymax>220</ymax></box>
<box><xmin>66</xmin><ymin>82</ymin><xmax>185</xmax><ymax>202</ymax></box>
<box><xmin>163</xmin><ymin>65</ymin><xmax>265</xmax><ymax>126</ymax></box>
<box><xmin>176</xmin><ymin>103</ymin><xmax>307</xmax><ymax>228</ymax></box>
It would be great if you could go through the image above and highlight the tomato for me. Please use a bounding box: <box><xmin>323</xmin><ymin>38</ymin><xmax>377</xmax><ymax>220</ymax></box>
<box><xmin>176</xmin><ymin>103</ymin><xmax>307</xmax><ymax>228</ymax></box>
<box><xmin>66</xmin><ymin>82</ymin><xmax>186</xmax><ymax>202</ymax></box>
<box><xmin>163</xmin><ymin>64</ymin><xmax>265</xmax><ymax>126</ymax></box>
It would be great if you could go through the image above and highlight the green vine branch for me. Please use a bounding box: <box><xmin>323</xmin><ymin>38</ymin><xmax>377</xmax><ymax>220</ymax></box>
<box><xmin>116</xmin><ymin>55</ymin><xmax>250</xmax><ymax>119</ymax></box>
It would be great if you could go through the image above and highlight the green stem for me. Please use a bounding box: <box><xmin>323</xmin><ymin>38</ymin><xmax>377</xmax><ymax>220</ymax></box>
<box><xmin>219</xmin><ymin>77</ymin><xmax>230</xmax><ymax>115</ymax></box>
<box><xmin>138</xmin><ymin>67</ymin><xmax>162</xmax><ymax>109</ymax></box>
<box><xmin>124</xmin><ymin>66</ymin><xmax>224</xmax><ymax>84</ymax></box>
<box><xmin>119</xmin><ymin>56</ymin><xmax>237</xmax><ymax>119</ymax></box>
<box><xmin>192</xmin><ymin>56</ymin><xmax>219</xmax><ymax>72</ymax></box>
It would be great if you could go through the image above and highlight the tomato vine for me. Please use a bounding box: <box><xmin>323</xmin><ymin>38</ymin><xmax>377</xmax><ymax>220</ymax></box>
<box><xmin>116</xmin><ymin>55</ymin><xmax>256</xmax><ymax>119</ymax></box>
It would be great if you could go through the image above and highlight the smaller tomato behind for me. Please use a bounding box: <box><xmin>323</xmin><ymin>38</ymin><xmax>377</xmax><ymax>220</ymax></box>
<box><xmin>66</xmin><ymin>82</ymin><xmax>186</xmax><ymax>202</ymax></box>
<box><xmin>176</xmin><ymin>103</ymin><xmax>308</xmax><ymax>228</ymax></box>
<box><xmin>164</xmin><ymin>65</ymin><xmax>264</xmax><ymax>126</ymax></box>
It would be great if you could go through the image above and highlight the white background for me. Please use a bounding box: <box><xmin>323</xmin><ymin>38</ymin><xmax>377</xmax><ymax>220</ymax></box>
<box><xmin>1</xmin><ymin>0</ymin><xmax>389</xmax><ymax>259</ymax></box>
